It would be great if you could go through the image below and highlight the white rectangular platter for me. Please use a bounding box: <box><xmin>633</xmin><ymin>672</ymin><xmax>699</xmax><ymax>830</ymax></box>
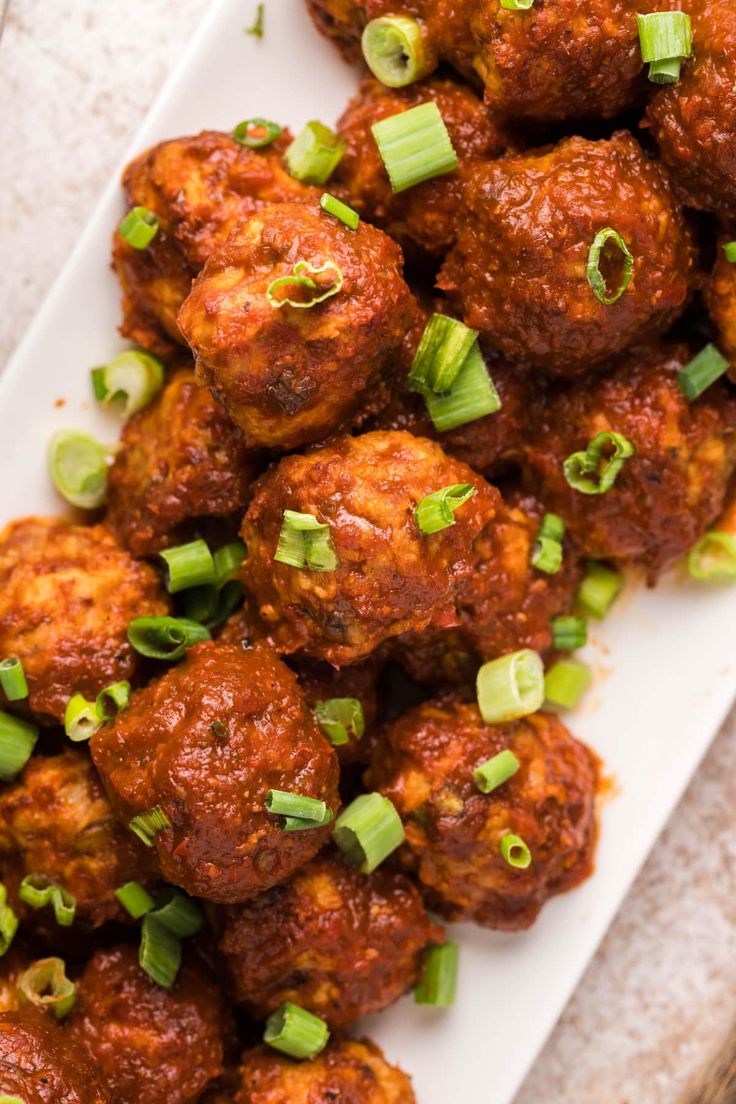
<box><xmin>2</xmin><ymin>2</ymin><xmax>735</xmax><ymax>1101</ymax></box>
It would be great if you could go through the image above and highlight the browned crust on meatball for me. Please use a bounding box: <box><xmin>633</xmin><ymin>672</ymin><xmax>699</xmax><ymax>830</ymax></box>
<box><xmin>704</xmin><ymin>235</ymin><xmax>736</xmax><ymax>374</ymax></box>
<box><xmin>0</xmin><ymin>1007</ymin><xmax>110</xmax><ymax>1103</ymax></box>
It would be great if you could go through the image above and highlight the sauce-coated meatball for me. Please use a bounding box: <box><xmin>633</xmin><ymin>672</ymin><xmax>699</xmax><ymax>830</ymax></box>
<box><xmin>439</xmin><ymin>132</ymin><xmax>693</xmax><ymax>375</ymax></box>
<box><xmin>0</xmin><ymin>946</ymin><xmax>27</xmax><ymax>1013</ymax></box>
<box><xmin>67</xmin><ymin>944</ymin><xmax>229</xmax><ymax>1104</ymax></box>
<box><xmin>91</xmin><ymin>642</ymin><xmax>339</xmax><ymax>903</ymax></box>
<box><xmin>523</xmin><ymin>345</ymin><xmax>736</xmax><ymax>576</ymax></box>
<box><xmin>219</xmin><ymin>851</ymin><xmax>442</xmax><ymax>1028</ymax></box>
<box><xmin>106</xmin><ymin>368</ymin><xmax>259</xmax><ymax>557</ymax></box>
<box><xmin>704</xmin><ymin>239</ymin><xmax>736</xmax><ymax>373</ymax></box>
<box><xmin>234</xmin><ymin>1039</ymin><xmax>415</xmax><ymax>1104</ymax></box>
<box><xmin>178</xmin><ymin>202</ymin><xmax>415</xmax><ymax>450</ymax></box>
<box><xmin>370</xmin><ymin>700</ymin><xmax>598</xmax><ymax>929</ymax></box>
<box><xmin>241</xmin><ymin>431</ymin><xmax>501</xmax><ymax>665</ymax></box>
<box><xmin>0</xmin><ymin>518</ymin><xmax>168</xmax><ymax>722</ymax></box>
<box><xmin>0</xmin><ymin>751</ymin><xmax>154</xmax><ymax>929</ymax></box>
<box><xmin>0</xmin><ymin>1007</ymin><xmax>110</xmax><ymax>1103</ymax></box>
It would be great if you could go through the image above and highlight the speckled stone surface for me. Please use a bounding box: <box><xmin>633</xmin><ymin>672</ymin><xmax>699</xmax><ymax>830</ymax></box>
<box><xmin>1</xmin><ymin>3</ymin><xmax>735</xmax><ymax>1101</ymax></box>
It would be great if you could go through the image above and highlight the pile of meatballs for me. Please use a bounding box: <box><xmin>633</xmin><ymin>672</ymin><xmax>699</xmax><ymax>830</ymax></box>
<box><xmin>2</xmin><ymin>0</ymin><xmax>736</xmax><ymax>1100</ymax></box>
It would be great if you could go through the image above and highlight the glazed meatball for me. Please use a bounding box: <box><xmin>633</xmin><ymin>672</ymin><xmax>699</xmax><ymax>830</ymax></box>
<box><xmin>523</xmin><ymin>345</ymin><xmax>736</xmax><ymax>576</ymax></box>
<box><xmin>219</xmin><ymin>851</ymin><xmax>442</xmax><ymax>1028</ymax></box>
<box><xmin>0</xmin><ymin>751</ymin><xmax>154</xmax><ymax>930</ymax></box>
<box><xmin>67</xmin><ymin>944</ymin><xmax>229</xmax><ymax>1104</ymax></box>
<box><xmin>178</xmin><ymin>202</ymin><xmax>415</xmax><ymax>450</ymax></box>
<box><xmin>704</xmin><ymin>238</ymin><xmax>736</xmax><ymax>372</ymax></box>
<box><xmin>646</xmin><ymin>0</ymin><xmax>736</xmax><ymax>217</ymax></box>
<box><xmin>334</xmin><ymin>77</ymin><xmax>505</xmax><ymax>256</ymax></box>
<box><xmin>234</xmin><ymin>1039</ymin><xmax>415</xmax><ymax>1104</ymax></box>
<box><xmin>0</xmin><ymin>1007</ymin><xmax>110</xmax><ymax>1103</ymax></box>
<box><xmin>370</xmin><ymin>700</ymin><xmax>598</xmax><ymax>929</ymax></box>
<box><xmin>439</xmin><ymin>132</ymin><xmax>693</xmax><ymax>375</ymax></box>
<box><xmin>0</xmin><ymin>518</ymin><xmax>168</xmax><ymax>722</ymax></box>
<box><xmin>241</xmin><ymin>431</ymin><xmax>501</xmax><ymax>665</ymax></box>
<box><xmin>91</xmin><ymin>642</ymin><xmax>339</xmax><ymax>903</ymax></box>
<box><xmin>106</xmin><ymin>367</ymin><xmax>259</xmax><ymax>557</ymax></box>
<box><xmin>0</xmin><ymin>946</ymin><xmax>27</xmax><ymax>1014</ymax></box>
<box><xmin>114</xmin><ymin>130</ymin><xmax>315</xmax><ymax>354</ymax></box>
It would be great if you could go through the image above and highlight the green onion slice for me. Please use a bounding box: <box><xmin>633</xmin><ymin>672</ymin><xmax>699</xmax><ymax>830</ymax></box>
<box><xmin>333</xmin><ymin>792</ymin><xmax>405</xmax><ymax>873</ymax></box>
<box><xmin>473</xmin><ymin>748</ymin><xmax>520</xmax><ymax>794</ymax></box>
<box><xmin>676</xmin><ymin>343</ymin><xmax>729</xmax><ymax>401</ymax></box>
<box><xmin>233</xmin><ymin>117</ymin><xmax>282</xmax><ymax>148</ymax></box>
<box><xmin>551</xmin><ymin>615</ymin><xmax>588</xmax><ymax>651</ymax></box>
<box><xmin>723</xmin><ymin>242</ymin><xmax>736</xmax><ymax>263</ymax></box>
<box><xmin>139</xmin><ymin>914</ymin><xmax>181</xmax><ymax>989</ymax></box>
<box><xmin>18</xmin><ymin>875</ymin><xmax>76</xmax><ymax>927</ymax></box>
<box><xmin>149</xmin><ymin>888</ymin><xmax>204</xmax><ymax>938</ymax></box>
<box><xmin>265</xmin><ymin>789</ymin><xmax>331</xmax><ymax>832</ymax></box>
<box><xmin>19</xmin><ymin>957</ymin><xmax>76</xmax><ymax>1020</ymax></box>
<box><xmin>500</xmin><ymin>0</ymin><xmax>534</xmax><ymax>8</ymax></box>
<box><xmin>531</xmin><ymin>513</ymin><xmax>565</xmax><ymax>575</ymax></box>
<box><xmin>476</xmin><ymin>649</ymin><xmax>544</xmax><ymax>724</ymax></box>
<box><xmin>563</xmin><ymin>431</ymin><xmax>634</xmax><ymax>495</ymax></box>
<box><xmin>264</xmin><ymin>1001</ymin><xmax>330</xmax><ymax>1060</ymax></box>
<box><xmin>96</xmin><ymin>679</ymin><xmax>131</xmax><ymax>720</ymax></box>
<box><xmin>361</xmin><ymin>16</ymin><xmax>430</xmax><ymax>88</ymax></box>
<box><xmin>415</xmin><ymin>942</ymin><xmax>459</xmax><ymax>1006</ymax></box>
<box><xmin>314</xmin><ymin>697</ymin><xmax>365</xmax><ymax>746</ymax></box>
<box><xmin>648</xmin><ymin>56</ymin><xmax>683</xmax><ymax>83</ymax></box>
<box><xmin>160</xmin><ymin>539</ymin><xmax>217</xmax><ymax>594</ymax></box>
<box><xmin>687</xmin><ymin>531</ymin><xmax>736</xmax><ymax>581</ymax></box>
<box><xmin>274</xmin><ymin>509</ymin><xmax>338</xmax><ymax>572</ymax></box>
<box><xmin>499</xmin><ymin>832</ymin><xmax>532</xmax><ymax>869</ymax></box>
<box><xmin>91</xmin><ymin>350</ymin><xmax>164</xmax><ymax>419</ymax></box>
<box><xmin>115</xmin><ymin>881</ymin><xmax>155</xmax><ymax>920</ymax></box>
<box><xmin>127</xmin><ymin>616</ymin><xmax>211</xmax><ymax>660</ymax></box>
<box><xmin>48</xmin><ymin>430</ymin><xmax>109</xmax><ymax>510</ymax></box>
<box><xmin>0</xmin><ymin>885</ymin><xmax>18</xmax><ymax>957</ymax></box>
<box><xmin>544</xmin><ymin>658</ymin><xmax>592</xmax><ymax>711</ymax></box>
<box><xmin>414</xmin><ymin>484</ymin><xmax>476</xmax><ymax>535</ymax></box>
<box><xmin>577</xmin><ymin>561</ymin><xmax>622</xmax><ymax>619</ymax></box>
<box><xmin>409</xmin><ymin>314</ymin><xmax>478</xmax><ymax>394</ymax></box>
<box><xmin>214</xmin><ymin>540</ymin><xmax>246</xmax><ymax>585</ymax></box>
<box><xmin>267</xmin><ymin>260</ymin><xmax>343</xmax><ymax>309</ymax></box>
<box><xmin>637</xmin><ymin>11</ymin><xmax>692</xmax><ymax>81</ymax></box>
<box><xmin>245</xmin><ymin>2</ymin><xmax>264</xmax><ymax>37</ymax></box>
<box><xmin>419</xmin><ymin>342</ymin><xmax>501</xmax><ymax>432</ymax></box>
<box><xmin>128</xmin><ymin>805</ymin><xmax>172</xmax><ymax>847</ymax></box>
<box><xmin>586</xmin><ymin>228</ymin><xmax>634</xmax><ymax>305</ymax></box>
<box><xmin>119</xmin><ymin>206</ymin><xmax>159</xmax><ymax>250</ymax></box>
<box><xmin>320</xmin><ymin>192</ymin><xmax>360</xmax><ymax>230</ymax></box>
<box><xmin>0</xmin><ymin>658</ymin><xmax>28</xmax><ymax>703</ymax></box>
<box><xmin>64</xmin><ymin>693</ymin><xmax>102</xmax><ymax>742</ymax></box>
<box><xmin>285</xmin><ymin>121</ymin><xmax>346</xmax><ymax>185</ymax></box>
<box><xmin>0</xmin><ymin>1096</ymin><xmax>25</xmax><ymax>1103</ymax></box>
<box><xmin>371</xmin><ymin>101</ymin><xmax>458</xmax><ymax>194</ymax></box>
<box><xmin>0</xmin><ymin>711</ymin><xmax>38</xmax><ymax>781</ymax></box>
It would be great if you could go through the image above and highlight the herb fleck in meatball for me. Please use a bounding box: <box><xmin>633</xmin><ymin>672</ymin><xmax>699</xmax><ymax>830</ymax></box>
<box><xmin>439</xmin><ymin>132</ymin><xmax>693</xmax><ymax>375</ymax></box>
<box><xmin>219</xmin><ymin>851</ymin><xmax>442</xmax><ymax>1028</ymax></box>
<box><xmin>704</xmin><ymin>239</ymin><xmax>736</xmax><ymax>375</ymax></box>
<box><xmin>91</xmin><ymin>642</ymin><xmax>339</xmax><ymax>903</ymax></box>
<box><xmin>0</xmin><ymin>1007</ymin><xmax>110</xmax><ymax>1103</ymax></box>
<box><xmin>67</xmin><ymin>944</ymin><xmax>229</xmax><ymax>1104</ymax></box>
<box><xmin>178</xmin><ymin>202</ymin><xmax>415</xmax><ymax>450</ymax></box>
<box><xmin>370</xmin><ymin>700</ymin><xmax>598</xmax><ymax>929</ymax></box>
<box><xmin>0</xmin><ymin>518</ymin><xmax>168</xmax><ymax>722</ymax></box>
<box><xmin>241</xmin><ymin>431</ymin><xmax>501</xmax><ymax>665</ymax></box>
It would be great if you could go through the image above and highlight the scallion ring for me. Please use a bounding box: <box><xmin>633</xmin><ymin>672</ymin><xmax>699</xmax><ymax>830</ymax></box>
<box><xmin>274</xmin><ymin>510</ymin><xmax>338</xmax><ymax>572</ymax></box>
<box><xmin>115</xmin><ymin>881</ymin><xmax>155</xmax><ymax>920</ymax></box>
<box><xmin>414</xmin><ymin>942</ymin><xmax>460</xmax><ymax>1006</ymax></box>
<box><xmin>476</xmin><ymin>649</ymin><xmax>545</xmax><ymax>724</ymax></box>
<box><xmin>91</xmin><ymin>350</ymin><xmax>164</xmax><ymax>419</ymax></box>
<box><xmin>687</xmin><ymin>531</ymin><xmax>736</xmax><ymax>581</ymax></box>
<box><xmin>0</xmin><ymin>884</ymin><xmax>19</xmax><ymax>957</ymax></box>
<box><xmin>119</xmin><ymin>206</ymin><xmax>159</xmax><ymax>250</ymax></box>
<box><xmin>543</xmin><ymin>659</ymin><xmax>593</xmax><ymax>711</ymax></box>
<box><xmin>531</xmin><ymin>513</ymin><xmax>565</xmax><ymax>575</ymax></box>
<box><xmin>139</xmin><ymin>914</ymin><xmax>181</xmax><ymax>988</ymax></box>
<box><xmin>420</xmin><ymin>341</ymin><xmax>501</xmax><ymax>432</ymax></box>
<box><xmin>314</xmin><ymin>698</ymin><xmax>365</xmax><ymax>746</ymax></box>
<box><xmin>48</xmin><ymin>430</ymin><xmax>110</xmax><ymax>509</ymax></box>
<box><xmin>265</xmin><ymin>789</ymin><xmax>331</xmax><ymax>832</ymax></box>
<box><xmin>19</xmin><ymin>957</ymin><xmax>76</xmax><ymax>1020</ymax></box>
<box><xmin>264</xmin><ymin>1002</ymin><xmax>330</xmax><ymax>1060</ymax></box>
<box><xmin>551</xmin><ymin>615</ymin><xmax>588</xmax><ymax>651</ymax></box>
<box><xmin>96</xmin><ymin>680</ymin><xmax>131</xmax><ymax>720</ymax></box>
<box><xmin>0</xmin><ymin>657</ymin><xmax>28</xmax><ymax>702</ymax></box>
<box><xmin>267</xmin><ymin>260</ymin><xmax>343</xmax><ymax>309</ymax></box>
<box><xmin>409</xmin><ymin>313</ymin><xmax>478</xmax><ymax>394</ymax></box>
<box><xmin>576</xmin><ymin>561</ymin><xmax>622</xmax><ymax>619</ymax></box>
<box><xmin>128</xmin><ymin>805</ymin><xmax>172</xmax><ymax>847</ymax></box>
<box><xmin>19</xmin><ymin>875</ymin><xmax>76</xmax><ymax>927</ymax></box>
<box><xmin>586</xmin><ymin>228</ymin><xmax>634</xmax><ymax>305</ymax></box>
<box><xmin>333</xmin><ymin>792</ymin><xmax>405</xmax><ymax>873</ymax></box>
<box><xmin>637</xmin><ymin>11</ymin><xmax>692</xmax><ymax>84</ymax></box>
<box><xmin>361</xmin><ymin>16</ymin><xmax>432</xmax><ymax>88</ymax></box>
<box><xmin>64</xmin><ymin>692</ymin><xmax>102</xmax><ymax>742</ymax></box>
<box><xmin>676</xmin><ymin>343</ymin><xmax>729</xmax><ymax>401</ymax></box>
<box><xmin>160</xmin><ymin>538</ymin><xmax>217</xmax><ymax>594</ymax></box>
<box><xmin>723</xmin><ymin>242</ymin><xmax>736</xmax><ymax>263</ymax></box>
<box><xmin>500</xmin><ymin>0</ymin><xmax>534</xmax><ymax>9</ymax></box>
<box><xmin>0</xmin><ymin>711</ymin><xmax>39</xmax><ymax>781</ymax></box>
<box><xmin>473</xmin><ymin>748</ymin><xmax>520</xmax><ymax>794</ymax></box>
<box><xmin>563</xmin><ymin>431</ymin><xmax>634</xmax><ymax>495</ymax></box>
<box><xmin>148</xmin><ymin>887</ymin><xmax>204</xmax><ymax>938</ymax></box>
<box><xmin>285</xmin><ymin>121</ymin><xmax>346</xmax><ymax>185</ymax></box>
<box><xmin>320</xmin><ymin>192</ymin><xmax>360</xmax><ymax>230</ymax></box>
<box><xmin>499</xmin><ymin>832</ymin><xmax>532</xmax><ymax>869</ymax></box>
<box><xmin>233</xmin><ymin>117</ymin><xmax>282</xmax><ymax>148</ymax></box>
<box><xmin>127</xmin><ymin>616</ymin><xmax>211</xmax><ymax>660</ymax></box>
<box><xmin>371</xmin><ymin>101</ymin><xmax>458</xmax><ymax>194</ymax></box>
<box><xmin>414</xmin><ymin>483</ymin><xmax>476</xmax><ymax>535</ymax></box>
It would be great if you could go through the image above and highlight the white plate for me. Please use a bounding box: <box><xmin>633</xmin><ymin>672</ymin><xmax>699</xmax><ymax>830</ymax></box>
<box><xmin>2</xmin><ymin>2</ymin><xmax>735</xmax><ymax>1100</ymax></box>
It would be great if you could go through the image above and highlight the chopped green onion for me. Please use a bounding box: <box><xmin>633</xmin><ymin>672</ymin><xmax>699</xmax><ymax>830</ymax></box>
<box><xmin>182</xmin><ymin>541</ymin><xmax>246</xmax><ymax>630</ymax></box>
<box><xmin>500</xmin><ymin>0</ymin><xmax>534</xmax><ymax>8</ymax></box>
<box><xmin>233</xmin><ymin>117</ymin><xmax>281</xmax><ymax>148</ymax></box>
<box><xmin>149</xmin><ymin>888</ymin><xmax>204</xmax><ymax>938</ymax></box>
<box><xmin>0</xmin><ymin>885</ymin><xmax>18</xmax><ymax>957</ymax></box>
<box><xmin>211</xmin><ymin>721</ymin><xmax>230</xmax><ymax>741</ymax></box>
<box><xmin>414</xmin><ymin>942</ymin><xmax>459</xmax><ymax>1006</ymax></box>
<box><xmin>0</xmin><ymin>1096</ymin><xmax>25</xmax><ymax>1103</ymax></box>
<box><xmin>214</xmin><ymin>540</ymin><xmax>246</xmax><ymax>584</ymax></box>
<box><xmin>637</xmin><ymin>12</ymin><xmax>691</xmax><ymax>83</ymax></box>
<box><xmin>274</xmin><ymin>510</ymin><xmax>338</xmax><ymax>572</ymax></box>
<box><xmin>96</xmin><ymin>679</ymin><xmax>131</xmax><ymax>720</ymax></box>
<box><xmin>160</xmin><ymin>539</ymin><xmax>216</xmax><ymax>594</ymax></box>
<box><xmin>372</xmin><ymin>101</ymin><xmax>457</xmax><ymax>194</ymax></box>
<box><xmin>64</xmin><ymin>693</ymin><xmax>102</xmax><ymax>742</ymax></box>
<box><xmin>265</xmin><ymin>789</ymin><xmax>331</xmax><ymax>832</ymax></box>
<box><xmin>245</xmin><ymin>1</ymin><xmax>264</xmax><ymax>37</ymax></box>
<box><xmin>500</xmin><ymin>832</ymin><xmax>532</xmax><ymax>869</ymax></box>
<box><xmin>414</xmin><ymin>483</ymin><xmax>476</xmax><ymax>535</ymax></box>
<box><xmin>119</xmin><ymin>206</ymin><xmax>159</xmax><ymax>250</ymax></box>
<box><xmin>285</xmin><ymin>121</ymin><xmax>346</xmax><ymax>185</ymax></box>
<box><xmin>320</xmin><ymin>192</ymin><xmax>360</xmax><ymax>230</ymax></box>
<box><xmin>128</xmin><ymin>805</ymin><xmax>172</xmax><ymax>847</ymax></box>
<box><xmin>0</xmin><ymin>711</ymin><xmax>38</xmax><ymax>781</ymax></box>
<box><xmin>91</xmin><ymin>350</ymin><xmax>164</xmax><ymax>419</ymax></box>
<box><xmin>314</xmin><ymin>698</ymin><xmax>365</xmax><ymax>746</ymax></box>
<box><xmin>264</xmin><ymin>1002</ymin><xmax>330</xmax><ymax>1060</ymax></box>
<box><xmin>333</xmin><ymin>792</ymin><xmax>405</xmax><ymax>873</ymax></box>
<box><xmin>473</xmin><ymin>748</ymin><xmax>520</xmax><ymax>794</ymax></box>
<box><xmin>563</xmin><ymin>431</ymin><xmax>634</xmax><ymax>495</ymax></box>
<box><xmin>687</xmin><ymin>531</ymin><xmax>736</xmax><ymax>581</ymax></box>
<box><xmin>576</xmin><ymin>562</ymin><xmax>622</xmax><ymax>619</ymax></box>
<box><xmin>115</xmin><ymin>881</ymin><xmax>155</xmax><ymax>919</ymax></box>
<box><xmin>648</xmin><ymin>56</ymin><xmax>683</xmax><ymax>82</ymax></box>
<box><xmin>532</xmin><ymin>513</ymin><xmax>565</xmax><ymax>575</ymax></box>
<box><xmin>551</xmin><ymin>615</ymin><xmax>588</xmax><ymax>651</ymax></box>
<box><xmin>476</xmin><ymin>649</ymin><xmax>544</xmax><ymax>725</ymax></box>
<box><xmin>586</xmin><ymin>228</ymin><xmax>634</xmax><ymax>305</ymax></box>
<box><xmin>676</xmin><ymin>343</ymin><xmax>729</xmax><ymax>401</ymax></box>
<box><xmin>361</xmin><ymin>16</ymin><xmax>430</xmax><ymax>88</ymax></box>
<box><xmin>127</xmin><ymin>616</ymin><xmax>211</xmax><ymax>660</ymax></box>
<box><xmin>0</xmin><ymin>658</ymin><xmax>28</xmax><ymax>702</ymax></box>
<box><xmin>267</xmin><ymin>260</ymin><xmax>343</xmax><ymax>309</ymax></box>
<box><xmin>409</xmin><ymin>314</ymin><xmax>478</xmax><ymax>394</ymax></box>
<box><xmin>48</xmin><ymin>430</ymin><xmax>109</xmax><ymax>510</ymax></box>
<box><xmin>19</xmin><ymin>958</ymin><xmax>76</xmax><ymax>1020</ymax></box>
<box><xmin>420</xmin><ymin>342</ymin><xmax>501</xmax><ymax>432</ymax></box>
<box><xmin>18</xmin><ymin>875</ymin><xmax>76</xmax><ymax>927</ymax></box>
<box><xmin>139</xmin><ymin>914</ymin><xmax>181</xmax><ymax>988</ymax></box>
<box><xmin>544</xmin><ymin>658</ymin><xmax>592</xmax><ymax>711</ymax></box>
<box><xmin>723</xmin><ymin>242</ymin><xmax>736</xmax><ymax>263</ymax></box>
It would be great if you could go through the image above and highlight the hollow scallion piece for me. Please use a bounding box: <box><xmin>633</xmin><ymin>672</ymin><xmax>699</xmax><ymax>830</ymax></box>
<box><xmin>0</xmin><ymin>711</ymin><xmax>38</xmax><ymax>781</ymax></box>
<box><xmin>414</xmin><ymin>483</ymin><xmax>476</xmax><ymax>535</ymax></box>
<box><xmin>160</xmin><ymin>539</ymin><xmax>216</xmax><ymax>594</ymax></box>
<box><xmin>96</xmin><ymin>679</ymin><xmax>131</xmax><ymax>720</ymax></box>
<box><xmin>128</xmin><ymin>805</ymin><xmax>172</xmax><ymax>847</ymax></box>
<box><xmin>544</xmin><ymin>658</ymin><xmax>592</xmax><ymax>711</ymax></box>
<box><xmin>333</xmin><ymin>792</ymin><xmax>405</xmax><ymax>873</ymax></box>
<box><xmin>372</xmin><ymin>101</ymin><xmax>457</xmax><ymax>193</ymax></box>
<box><xmin>0</xmin><ymin>885</ymin><xmax>18</xmax><ymax>956</ymax></box>
<box><xmin>476</xmin><ymin>649</ymin><xmax>544</xmax><ymax>724</ymax></box>
<box><xmin>182</xmin><ymin>540</ymin><xmax>247</xmax><ymax>630</ymax></box>
<box><xmin>320</xmin><ymin>192</ymin><xmax>360</xmax><ymax>230</ymax></box>
<box><xmin>500</xmin><ymin>832</ymin><xmax>532</xmax><ymax>869</ymax></box>
<box><xmin>214</xmin><ymin>540</ymin><xmax>246</xmax><ymax>585</ymax></box>
<box><xmin>723</xmin><ymin>242</ymin><xmax>736</xmax><ymax>263</ymax></box>
<box><xmin>285</xmin><ymin>121</ymin><xmax>346</xmax><ymax>185</ymax></box>
<box><xmin>18</xmin><ymin>875</ymin><xmax>76</xmax><ymax>927</ymax></box>
<box><xmin>314</xmin><ymin>698</ymin><xmax>365</xmax><ymax>746</ymax></box>
<box><xmin>551</xmin><ymin>615</ymin><xmax>588</xmax><ymax>651</ymax></box>
<box><xmin>233</xmin><ymin>117</ymin><xmax>281</xmax><ymax>148</ymax></box>
<box><xmin>265</xmin><ymin>789</ymin><xmax>331</xmax><ymax>832</ymax></box>
<box><xmin>274</xmin><ymin>510</ymin><xmax>338</xmax><ymax>572</ymax></box>
<box><xmin>91</xmin><ymin>350</ymin><xmax>164</xmax><ymax>420</ymax></box>
<box><xmin>267</xmin><ymin>260</ymin><xmax>343</xmax><ymax>309</ymax></box>
<box><xmin>0</xmin><ymin>658</ymin><xmax>28</xmax><ymax>702</ymax></box>
<box><xmin>473</xmin><ymin>748</ymin><xmax>520</xmax><ymax>794</ymax></box>
<box><xmin>531</xmin><ymin>513</ymin><xmax>565</xmax><ymax>574</ymax></box>
<box><xmin>563</xmin><ymin>431</ymin><xmax>634</xmax><ymax>495</ymax></box>
<box><xmin>127</xmin><ymin>616</ymin><xmax>211</xmax><ymax>660</ymax></box>
<box><xmin>687</xmin><ymin>531</ymin><xmax>736</xmax><ymax>581</ymax></box>
<box><xmin>119</xmin><ymin>206</ymin><xmax>159</xmax><ymax>249</ymax></box>
<box><xmin>149</xmin><ymin>888</ymin><xmax>204</xmax><ymax>938</ymax></box>
<box><xmin>361</xmin><ymin>16</ymin><xmax>431</xmax><ymax>87</ymax></box>
<box><xmin>139</xmin><ymin>914</ymin><xmax>181</xmax><ymax>988</ymax></box>
<box><xmin>576</xmin><ymin>562</ymin><xmax>622</xmax><ymax>619</ymax></box>
<box><xmin>637</xmin><ymin>11</ymin><xmax>692</xmax><ymax>84</ymax></box>
<box><xmin>19</xmin><ymin>957</ymin><xmax>76</xmax><ymax>1020</ymax></box>
<box><xmin>409</xmin><ymin>314</ymin><xmax>478</xmax><ymax>394</ymax></box>
<box><xmin>264</xmin><ymin>1002</ymin><xmax>330</xmax><ymax>1060</ymax></box>
<box><xmin>676</xmin><ymin>343</ymin><xmax>729</xmax><ymax>401</ymax></box>
<box><xmin>419</xmin><ymin>341</ymin><xmax>501</xmax><ymax>432</ymax></box>
<box><xmin>64</xmin><ymin>693</ymin><xmax>102</xmax><ymax>742</ymax></box>
<box><xmin>115</xmin><ymin>881</ymin><xmax>155</xmax><ymax>920</ymax></box>
<box><xmin>586</xmin><ymin>228</ymin><xmax>634</xmax><ymax>305</ymax></box>
<box><xmin>414</xmin><ymin>941</ymin><xmax>459</xmax><ymax>1006</ymax></box>
<box><xmin>48</xmin><ymin>430</ymin><xmax>109</xmax><ymax>509</ymax></box>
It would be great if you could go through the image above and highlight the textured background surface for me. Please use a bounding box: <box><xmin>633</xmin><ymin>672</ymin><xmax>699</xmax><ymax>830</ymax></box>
<box><xmin>1</xmin><ymin>3</ymin><xmax>735</xmax><ymax>1100</ymax></box>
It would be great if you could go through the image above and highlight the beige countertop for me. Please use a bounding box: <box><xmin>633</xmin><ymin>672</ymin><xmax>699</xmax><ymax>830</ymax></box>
<box><xmin>1</xmin><ymin>3</ymin><xmax>734</xmax><ymax>1100</ymax></box>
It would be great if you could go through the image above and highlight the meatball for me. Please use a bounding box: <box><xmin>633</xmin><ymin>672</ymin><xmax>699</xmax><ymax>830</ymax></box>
<box><xmin>114</xmin><ymin>130</ymin><xmax>315</xmax><ymax>355</ymax></box>
<box><xmin>0</xmin><ymin>946</ymin><xmax>27</xmax><ymax>1014</ymax></box>
<box><xmin>67</xmin><ymin>944</ymin><xmax>228</xmax><ymax>1104</ymax></box>
<box><xmin>234</xmin><ymin>1039</ymin><xmax>415</xmax><ymax>1104</ymax></box>
<box><xmin>370</xmin><ymin>700</ymin><xmax>598</xmax><ymax>929</ymax></box>
<box><xmin>646</xmin><ymin>0</ymin><xmax>736</xmax><ymax>217</ymax></box>
<box><xmin>334</xmin><ymin>77</ymin><xmax>505</xmax><ymax>256</ymax></box>
<box><xmin>91</xmin><ymin>641</ymin><xmax>339</xmax><ymax>903</ymax></box>
<box><xmin>0</xmin><ymin>751</ymin><xmax>154</xmax><ymax>929</ymax></box>
<box><xmin>439</xmin><ymin>132</ymin><xmax>693</xmax><ymax>375</ymax></box>
<box><xmin>704</xmin><ymin>239</ymin><xmax>736</xmax><ymax>372</ymax></box>
<box><xmin>241</xmin><ymin>431</ymin><xmax>501</xmax><ymax>665</ymax></box>
<box><xmin>0</xmin><ymin>1007</ymin><xmax>110</xmax><ymax>1103</ymax></box>
<box><xmin>178</xmin><ymin>202</ymin><xmax>415</xmax><ymax>450</ymax></box>
<box><xmin>219</xmin><ymin>851</ymin><xmax>442</xmax><ymax>1028</ymax></box>
<box><xmin>106</xmin><ymin>367</ymin><xmax>259</xmax><ymax>557</ymax></box>
<box><xmin>523</xmin><ymin>344</ymin><xmax>736</xmax><ymax>576</ymax></box>
<box><xmin>0</xmin><ymin>518</ymin><xmax>168</xmax><ymax>722</ymax></box>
